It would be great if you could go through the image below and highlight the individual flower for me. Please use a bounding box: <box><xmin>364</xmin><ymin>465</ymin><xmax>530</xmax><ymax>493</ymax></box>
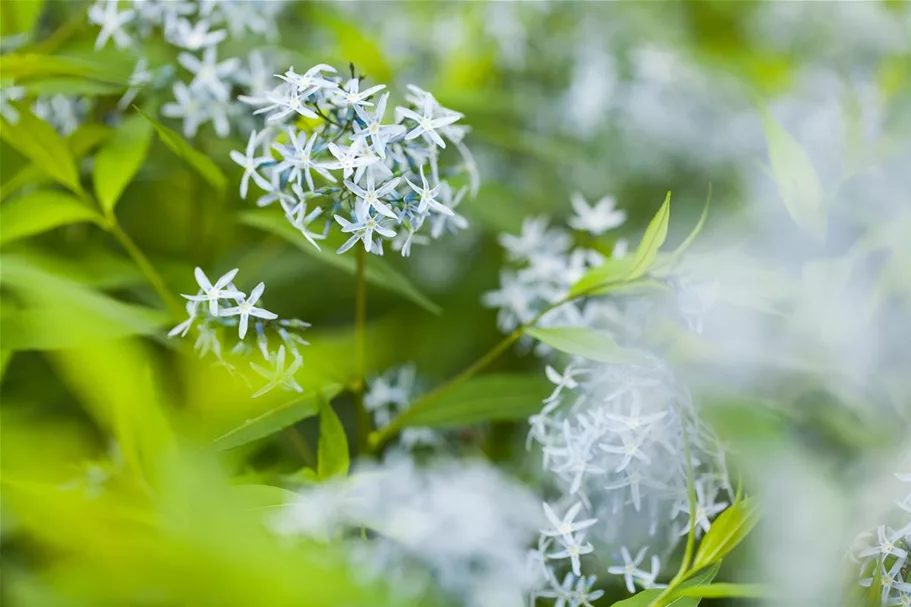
<box><xmin>181</xmin><ymin>267</ymin><xmax>244</xmax><ymax>315</ymax></box>
<box><xmin>179</xmin><ymin>46</ymin><xmax>240</xmax><ymax>101</ymax></box>
<box><xmin>353</xmin><ymin>92</ymin><xmax>406</xmax><ymax>159</ymax></box>
<box><xmin>220</xmin><ymin>282</ymin><xmax>278</xmax><ymax>339</ymax></box>
<box><xmin>568</xmin><ymin>193</ymin><xmax>627</xmax><ymax>235</ymax></box>
<box><xmin>398</xmin><ymin>102</ymin><xmax>462</xmax><ymax>149</ymax></box>
<box><xmin>88</xmin><ymin>0</ymin><xmax>135</xmax><ymax>49</ymax></box>
<box><xmin>162</xmin><ymin>81</ymin><xmax>209</xmax><ymax>137</ymax></box>
<box><xmin>230</xmin><ymin>129</ymin><xmax>273</xmax><ymax>199</ymax></box>
<box><xmin>274</xmin><ymin>130</ymin><xmax>337</xmax><ymax>192</ymax></box>
<box><xmin>607</xmin><ymin>546</ymin><xmax>651</xmax><ymax>594</ymax></box>
<box><xmin>334</xmin><ymin>199</ymin><xmax>397</xmax><ymax>254</ymax></box>
<box><xmin>344</xmin><ymin>174</ymin><xmax>400</xmax><ymax>219</ymax></box>
<box><xmin>333</xmin><ymin>77</ymin><xmax>386</xmax><ymax>108</ymax></box>
<box><xmin>250</xmin><ymin>345</ymin><xmax>303</xmax><ymax>398</ymax></box>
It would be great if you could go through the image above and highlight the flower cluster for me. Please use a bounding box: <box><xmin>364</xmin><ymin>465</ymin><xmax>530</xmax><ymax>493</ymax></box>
<box><xmin>274</xmin><ymin>456</ymin><xmax>542</xmax><ymax>607</ymax></box>
<box><xmin>168</xmin><ymin>267</ymin><xmax>310</xmax><ymax>398</ymax></box>
<box><xmin>851</xmin><ymin>473</ymin><xmax>911</xmax><ymax>606</ymax></box>
<box><xmin>365</xmin><ymin>364</ymin><xmax>444</xmax><ymax>450</ymax></box>
<box><xmin>88</xmin><ymin>0</ymin><xmax>286</xmax><ymax>137</ymax></box>
<box><xmin>527</xmin><ymin>359</ymin><xmax>732</xmax><ymax>601</ymax></box>
<box><xmin>482</xmin><ymin>193</ymin><xmax>627</xmax><ymax>337</ymax></box>
<box><xmin>232</xmin><ymin>63</ymin><xmax>477</xmax><ymax>257</ymax></box>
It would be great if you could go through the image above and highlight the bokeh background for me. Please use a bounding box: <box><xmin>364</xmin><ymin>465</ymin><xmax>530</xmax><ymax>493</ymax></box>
<box><xmin>2</xmin><ymin>1</ymin><xmax>910</xmax><ymax>606</ymax></box>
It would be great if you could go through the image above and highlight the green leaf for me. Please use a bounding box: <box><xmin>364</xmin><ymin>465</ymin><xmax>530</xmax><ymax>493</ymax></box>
<box><xmin>135</xmin><ymin>107</ymin><xmax>226</xmax><ymax>196</ymax></box>
<box><xmin>0</xmin><ymin>53</ymin><xmax>115</xmax><ymax>82</ymax></box>
<box><xmin>93</xmin><ymin>114</ymin><xmax>153</xmax><ymax>215</ymax></box>
<box><xmin>230</xmin><ymin>484</ymin><xmax>300</xmax><ymax>512</ymax></box>
<box><xmin>0</xmin><ymin>190</ymin><xmax>102</xmax><ymax>245</ymax></box>
<box><xmin>864</xmin><ymin>560</ymin><xmax>883</xmax><ymax>607</ymax></box>
<box><xmin>318</xmin><ymin>402</ymin><xmax>349</xmax><ymax>480</ymax></box>
<box><xmin>524</xmin><ymin>326</ymin><xmax>644</xmax><ymax>364</ymax></box>
<box><xmin>0</xmin><ymin>253</ymin><xmax>168</xmax><ymax>351</ymax></box>
<box><xmin>692</xmin><ymin>498</ymin><xmax>759</xmax><ymax>570</ymax></box>
<box><xmin>569</xmin><ymin>256</ymin><xmax>638</xmax><ymax>297</ymax></box>
<box><xmin>213</xmin><ymin>383</ymin><xmax>342</xmax><ymax>451</ymax></box>
<box><xmin>762</xmin><ymin>108</ymin><xmax>826</xmax><ymax>240</ymax></box>
<box><xmin>20</xmin><ymin>77</ymin><xmax>127</xmax><ymax>96</ymax></box>
<box><xmin>0</xmin><ymin>108</ymin><xmax>84</xmax><ymax>195</ymax></box>
<box><xmin>1</xmin><ymin>123</ymin><xmax>111</xmax><ymax>201</ymax></box>
<box><xmin>627</xmin><ymin>191</ymin><xmax>672</xmax><ymax>280</ymax></box>
<box><xmin>240</xmin><ymin>210</ymin><xmax>441</xmax><ymax>314</ymax></box>
<box><xmin>400</xmin><ymin>374</ymin><xmax>550</xmax><ymax>428</ymax></box>
<box><xmin>656</xmin><ymin>185</ymin><xmax>711</xmax><ymax>273</ymax></box>
<box><xmin>610</xmin><ymin>562</ymin><xmax>721</xmax><ymax>607</ymax></box>
<box><xmin>669</xmin><ymin>583</ymin><xmax>768</xmax><ymax>600</ymax></box>
<box><xmin>0</xmin><ymin>0</ymin><xmax>45</xmax><ymax>37</ymax></box>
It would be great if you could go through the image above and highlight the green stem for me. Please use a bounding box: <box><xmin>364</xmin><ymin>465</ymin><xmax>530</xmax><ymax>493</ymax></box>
<box><xmin>354</xmin><ymin>245</ymin><xmax>370</xmax><ymax>452</ymax></box>
<box><xmin>109</xmin><ymin>222</ymin><xmax>183</xmax><ymax>318</ymax></box>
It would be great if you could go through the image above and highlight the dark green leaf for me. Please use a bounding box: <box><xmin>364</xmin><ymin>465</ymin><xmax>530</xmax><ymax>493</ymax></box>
<box><xmin>213</xmin><ymin>383</ymin><xmax>343</xmax><ymax>451</ymax></box>
<box><xmin>240</xmin><ymin>210</ymin><xmax>441</xmax><ymax>314</ymax></box>
<box><xmin>762</xmin><ymin>109</ymin><xmax>826</xmax><ymax>240</ymax></box>
<box><xmin>524</xmin><ymin>326</ymin><xmax>644</xmax><ymax>364</ymax></box>
<box><xmin>0</xmin><ymin>0</ymin><xmax>45</xmax><ymax>37</ymax></box>
<box><xmin>692</xmin><ymin>498</ymin><xmax>759</xmax><ymax>570</ymax></box>
<box><xmin>609</xmin><ymin>563</ymin><xmax>721</xmax><ymax>607</ymax></box>
<box><xmin>0</xmin><ymin>108</ymin><xmax>84</xmax><ymax>194</ymax></box>
<box><xmin>93</xmin><ymin>114</ymin><xmax>153</xmax><ymax>215</ymax></box>
<box><xmin>627</xmin><ymin>191</ymin><xmax>672</xmax><ymax>280</ymax></box>
<box><xmin>400</xmin><ymin>373</ymin><xmax>550</xmax><ymax>428</ymax></box>
<box><xmin>318</xmin><ymin>402</ymin><xmax>349</xmax><ymax>480</ymax></box>
<box><xmin>135</xmin><ymin>107</ymin><xmax>226</xmax><ymax>196</ymax></box>
<box><xmin>0</xmin><ymin>190</ymin><xmax>101</xmax><ymax>245</ymax></box>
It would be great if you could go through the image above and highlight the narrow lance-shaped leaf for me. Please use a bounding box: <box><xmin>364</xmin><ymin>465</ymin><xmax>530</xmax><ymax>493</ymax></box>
<box><xmin>318</xmin><ymin>401</ymin><xmax>349</xmax><ymax>480</ymax></box>
<box><xmin>609</xmin><ymin>562</ymin><xmax>721</xmax><ymax>607</ymax></box>
<box><xmin>691</xmin><ymin>497</ymin><xmax>759</xmax><ymax>570</ymax></box>
<box><xmin>524</xmin><ymin>326</ymin><xmax>644</xmax><ymax>365</ymax></box>
<box><xmin>0</xmin><ymin>107</ymin><xmax>84</xmax><ymax>195</ymax></box>
<box><xmin>213</xmin><ymin>384</ymin><xmax>343</xmax><ymax>451</ymax></box>
<box><xmin>655</xmin><ymin>184</ymin><xmax>711</xmax><ymax>274</ymax></box>
<box><xmin>0</xmin><ymin>190</ymin><xmax>102</xmax><ymax>246</ymax></box>
<box><xmin>762</xmin><ymin>108</ymin><xmax>826</xmax><ymax>240</ymax></box>
<box><xmin>626</xmin><ymin>190</ymin><xmax>672</xmax><ymax>280</ymax></box>
<box><xmin>399</xmin><ymin>373</ymin><xmax>551</xmax><ymax>428</ymax></box>
<box><xmin>669</xmin><ymin>583</ymin><xmax>768</xmax><ymax>600</ymax></box>
<box><xmin>93</xmin><ymin>113</ymin><xmax>153</xmax><ymax>216</ymax></box>
<box><xmin>134</xmin><ymin>107</ymin><xmax>227</xmax><ymax>196</ymax></box>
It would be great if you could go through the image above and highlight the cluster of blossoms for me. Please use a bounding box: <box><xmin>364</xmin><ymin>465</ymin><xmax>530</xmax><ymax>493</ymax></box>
<box><xmin>482</xmin><ymin>192</ymin><xmax>627</xmax><ymax>338</ymax></box>
<box><xmin>168</xmin><ymin>267</ymin><xmax>311</xmax><ymax>398</ymax></box>
<box><xmin>88</xmin><ymin>0</ymin><xmax>286</xmax><ymax>137</ymax></box>
<box><xmin>231</xmin><ymin>63</ymin><xmax>477</xmax><ymax>257</ymax></box>
<box><xmin>851</xmin><ymin>473</ymin><xmax>911</xmax><ymax>606</ymax></box>
<box><xmin>364</xmin><ymin>365</ymin><xmax>444</xmax><ymax>451</ymax></box>
<box><xmin>274</xmin><ymin>456</ymin><xmax>542</xmax><ymax>607</ymax></box>
<box><xmin>0</xmin><ymin>83</ymin><xmax>93</xmax><ymax>135</ymax></box>
<box><xmin>527</xmin><ymin>358</ymin><xmax>732</xmax><ymax>602</ymax></box>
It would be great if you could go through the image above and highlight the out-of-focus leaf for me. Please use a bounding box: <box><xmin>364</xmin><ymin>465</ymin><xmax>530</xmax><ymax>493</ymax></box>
<box><xmin>524</xmin><ymin>326</ymin><xmax>644</xmax><ymax>364</ymax></box>
<box><xmin>213</xmin><ymin>383</ymin><xmax>343</xmax><ymax>451</ymax></box>
<box><xmin>230</xmin><ymin>484</ymin><xmax>299</xmax><ymax>511</ymax></box>
<box><xmin>135</xmin><ymin>107</ymin><xmax>226</xmax><ymax>196</ymax></box>
<box><xmin>692</xmin><ymin>498</ymin><xmax>759</xmax><ymax>570</ymax></box>
<box><xmin>656</xmin><ymin>185</ymin><xmax>711</xmax><ymax>273</ymax></box>
<box><xmin>0</xmin><ymin>190</ymin><xmax>101</xmax><ymax>245</ymax></box>
<box><xmin>2</xmin><ymin>123</ymin><xmax>112</xmax><ymax>201</ymax></box>
<box><xmin>570</xmin><ymin>256</ymin><xmax>637</xmax><ymax>297</ymax></box>
<box><xmin>609</xmin><ymin>562</ymin><xmax>721</xmax><ymax>607</ymax></box>
<box><xmin>762</xmin><ymin>109</ymin><xmax>826</xmax><ymax>240</ymax></box>
<box><xmin>314</xmin><ymin>12</ymin><xmax>391</xmax><ymax>82</ymax></box>
<box><xmin>10</xmin><ymin>245</ymin><xmax>143</xmax><ymax>289</ymax></box>
<box><xmin>0</xmin><ymin>53</ymin><xmax>115</xmax><ymax>81</ymax></box>
<box><xmin>400</xmin><ymin>374</ymin><xmax>550</xmax><ymax>428</ymax></box>
<box><xmin>0</xmin><ymin>108</ymin><xmax>84</xmax><ymax>195</ymax></box>
<box><xmin>0</xmin><ymin>0</ymin><xmax>45</xmax><ymax>37</ymax></box>
<box><xmin>317</xmin><ymin>402</ymin><xmax>349</xmax><ymax>480</ymax></box>
<box><xmin>50</xmin><ymin>340</ymin><xmax>176</xmax><ymax>482</ymax></box>
<box><xmin>670</xmin><ymin>583</ymin><xmax>768</xmax><ymax>599</ymax></box>
<box><xmin>0</xmin><ymin>349</ymin><xmax>12</xmax><ymax>382</ymax></box>
<box><xmin>20</xmin><ymin>77</ymin><xmax>126</xmax><ymax>96</ymax></box>
<box><xmin>93</xmin><ymin>114</ymin><xmax>153</xmax><ymax>216</ymax></box>
<box><xmin>0</xmin><ymin>253</ymin><xmax>168</xmax><ymax>350</ymax></box>
<box><xmin>627</xmin><ymin>191</ymin><xmax>672</xmax><ymax>279</ymax></box>
<box><xmin>240</xmin><ymin>210</ymin><xmax>441</xmax><ymax>314</ymax></box>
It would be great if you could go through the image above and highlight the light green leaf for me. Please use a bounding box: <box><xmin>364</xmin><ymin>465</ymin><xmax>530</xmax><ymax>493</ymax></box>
<box><xmin>762</xmin><ymin>108</ymin><xmax>826</xmax><ymax>240</ymax></box>
<box><xmin>135</xmin><ymin>107</ymin><xmax>226</xmax><ymax>196</ymax></box>
<box><xmin>524</xmin><ymin>326</ymin><xmax>644</xmax><ymax>364</ymax></box>
<box><xmin>569</xmin><ymin>256</ymin><xmax>637</xmax><ymax>297</ymax></box>
<box><xmin>0</xmin><ymin>108</ymin><xmax>84</xmax><ymax>195</ymax></box>
<box><xmin>656</xmin><ymin>185</ymin><xmax>711</xmax><ymax>273</ymax></box>
<box><xmin>0</xmin><ymin>53</ymin><xmax>113</xmax><ymax>81</ymax></box>
<box><xmin>20</xmin><ymin>77</ymin><xmax>126</xmax><ymax>97</ymax></box>
<box><xmin>669</xmin><ymin>583</ymin><xmax>768</xmax><ymax>600</ymax></box>
<box><xmin>230</xmin><ymin>484</ymin><xmax>300</xmax><ymax>512</ymax></box>
<box><xmin>93</xmin><ymin>114</ymin><xmax>153</xmax><ymax>215</ymax></box>
<box><xmin>2</xmin><ymin>123</ymin><xmax>112</xmax><ymax>201</ymax></box>
<box><xmin>0</xmin><ymin>190</ymin><xmax>101</xmax><ymax>245</ymax></box>
<box><xmin>627</xmin><ymin>191</ymin><xmax>672</xmax><ymax>280</ymax></box>
<box><xmin>213</xmin><ymin>383</ymin><xmax>343</xmax><ymax>451</ymax></box>
<box><xmin>0</xmin><ymin>0</ymin><xmax>45</xmax><ymax>37</ymax></box>
<box><xmin>609</xmin><ymin>562</ymin><xmax>721</xmax><ymax>607</ymax></box>
<box><xmin>400</xmin><ymin>374</ymin><xmax>550</xmax><ymax>428</ymax></box>
<box><xmin>692</xmin><ymin>498</ymin><xmax>759</xmax><ymax>570</ymax></box>
<box><xmin>240</xmin><ymin>210</ymin><xmax>441</xmax><ymax>314</ymax></box>
<box><xmin>318</xmin><ymin>402</ymin><xmax>349</xmax><ymax>480</ymax></box>
<box><xmin>0</xmin><ymin>253</ymin><xmax>169</xmax><ymax>351</ymax></box>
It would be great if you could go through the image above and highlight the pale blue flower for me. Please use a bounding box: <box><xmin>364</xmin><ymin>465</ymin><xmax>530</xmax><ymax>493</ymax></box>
<box><xmin>230</xmin><ymin>129</ymin><xmax>272</xmax><ymax>199</ymax></box>
<box><xmin>181</xmin><ymin>267</ymin><xmax>244</xmax><ymax>315</ymax></box>
<box><xmin>220</xmin><ymin>282</ymin><xmax>278</xmax><ymax>339</ymax></box>
<box><xmin>251</xmin><ymin>345</ymin><xmax>303</xmax><ymax>398</ymax></box>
